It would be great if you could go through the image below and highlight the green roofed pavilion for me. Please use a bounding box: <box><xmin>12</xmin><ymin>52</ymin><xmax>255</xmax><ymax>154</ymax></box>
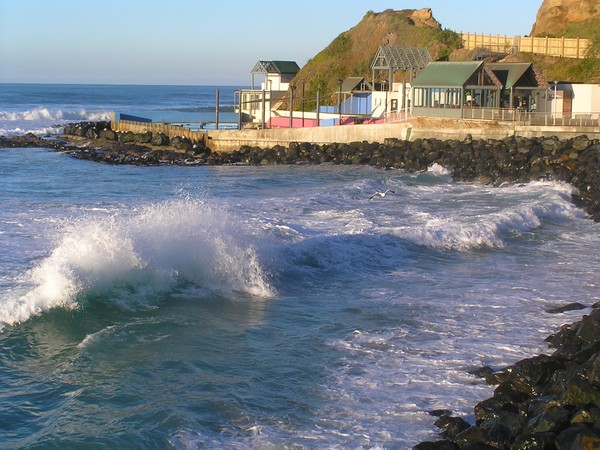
<box><xmin>411</xmin><ymin>61</ymin><xmax>548</xmax><ymax>119</ymax></box>
<box><xmin>411</xmin><ymin>61</ymin><xmax>503</xmax><ymax>118</ymax></box>
<box><xmin>412</xmin><ymin>61</ymin><xmax>485</xmax><ymax>88</ymax></box>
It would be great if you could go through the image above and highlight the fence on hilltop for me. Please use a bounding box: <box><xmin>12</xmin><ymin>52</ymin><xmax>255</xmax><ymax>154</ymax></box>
<box><xmin>461</xmin><ymin>33</ymin><xmax>591</xmax><ymax>59</ymax></box>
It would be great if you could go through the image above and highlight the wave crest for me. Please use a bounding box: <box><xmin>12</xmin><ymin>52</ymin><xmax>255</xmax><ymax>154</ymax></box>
<box><xmin>0</xmin><ymin>199</ymin><xmax>274</xmax><ymax>327</ymax></box>
<box><xmin>0</xmin><ymin>107</ymin><xmax>110</xmax><ymax>122</ymax></box>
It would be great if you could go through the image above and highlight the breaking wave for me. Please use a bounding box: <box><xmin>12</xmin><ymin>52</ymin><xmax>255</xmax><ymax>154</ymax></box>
<box><xmin>0</xmin><ymin>199</ymin><xmax>274</xmax><ymax>327</ymax></box>
<box><xmin>389</xmin><ymin>181</ymin><xmax>585</xmax><ymax>251</ymax></box>
<box><xmin>0</xmin><ymin>107</ymin><xmax>110</xmax><ymax>122</ymax></box>
<box><xmin>0</xmin><ymin>107</ymin><xmax>110</xmax><ymax>136</ymax></box>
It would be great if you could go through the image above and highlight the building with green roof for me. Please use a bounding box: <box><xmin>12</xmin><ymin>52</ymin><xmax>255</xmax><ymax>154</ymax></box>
<box><xmin>411</xmin><ymin>61</ymin><xmax>502</xmax><ymax>119</ymax></box>
<box><xmin>486</xmin><ymin>62</ymin><xmax>548</xmax><ymax>111</ymax></box>
<box><xmin>411</xmin><ymin>61</ymin><xmax>547</xmax><ymax>119</ymax></box>
<box><xmin>236</xmin><ymin>60</ymin><xmax>301</xmax><ymax>127</ymax></box>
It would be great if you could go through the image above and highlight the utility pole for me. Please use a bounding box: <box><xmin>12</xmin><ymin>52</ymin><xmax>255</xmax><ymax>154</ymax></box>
<box><xmin>215</xmin><ymin>89</ymin><xmax>220</xmax><ymax>130</ymax></box>
<box><xmin>337</xmin><ymin>79</ymin><xmax>343</xmax><ymax>125</ymax></box>
<box><xmin>289</xmin><ymin>85</ymin><xmax>295</xmax><ymax>128</ymax></box>
<box><xmin>301</xmin><ymin>79</ymin><xmax>305</xmax><ymax>128</ymax></box>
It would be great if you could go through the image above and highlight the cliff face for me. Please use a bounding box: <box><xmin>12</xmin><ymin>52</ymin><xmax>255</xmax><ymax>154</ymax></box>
<box><xmin>531</xmin><ymin>0</ymin><xmax>600</xmax><ymax>36</ymax></box>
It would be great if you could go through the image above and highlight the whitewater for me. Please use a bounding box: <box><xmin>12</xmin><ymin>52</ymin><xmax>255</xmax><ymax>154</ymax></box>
<box><xmin>2</xmin><ymin>84</ymin><xmax>600</xmax><ymax>448</ymax></box>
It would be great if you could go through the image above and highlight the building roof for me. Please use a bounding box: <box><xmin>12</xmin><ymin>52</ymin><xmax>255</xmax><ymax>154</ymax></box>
<box><xmin>487</xmin><ymin>63</ymin><xmax>548</xmax><ymax>89</ymax></box>
<box><xmin>371</xmin><ymin>46</ymin><xmax>432</xmax><ymax>71</ymax></box>
<box><xmin>251</xmin><ymin>60</ymin><xmax>300</xmax><ymax>75</ymax></box>
<box><xmin>341</xmin><ymin>77</ymin><xmax>372</xmax><ymax>93</ymax></box>
<box><xmin>412</xmin><ymin>61</ymin><xmax>483</xmax><ymax>88</ymax></box>
<box><xmin>411</xmin><ymin>61</ymin><xmax>505</xmax><ymax>89</ymax></box>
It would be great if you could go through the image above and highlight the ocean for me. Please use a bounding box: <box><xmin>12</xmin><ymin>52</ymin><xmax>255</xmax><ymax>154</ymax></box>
<box><xmin>0</xmin><ymin>83</ymin><xmax>239</xmax><ymax>136</ymax></box>
<box><xmin>1</xmin><ymin>84</ymin><xmax>599</xmax><ymax>449</ymax></box>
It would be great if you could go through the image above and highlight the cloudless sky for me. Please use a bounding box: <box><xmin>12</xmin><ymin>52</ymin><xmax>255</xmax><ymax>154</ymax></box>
<box><xmin>0</xmin><ymin>0</ymin><xmax>542</xmax><ymax>85</ymax></box>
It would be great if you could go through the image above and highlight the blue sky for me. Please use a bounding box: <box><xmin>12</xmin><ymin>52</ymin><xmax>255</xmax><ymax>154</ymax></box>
<box><xmin>0</xmin><ymin>0</ymin><xmax>542</xmax><ymax>85</ymax></box>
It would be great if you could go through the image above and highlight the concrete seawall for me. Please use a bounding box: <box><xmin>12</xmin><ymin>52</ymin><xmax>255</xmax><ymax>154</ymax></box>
<box><xmin>112</xmin><ymin>115</ymin><xmax>600</xmax><ymax>152</ymax></box>
<box><xmin>204</xmin><ymin>119</ymin><xmax>600</xmax><ymax>152</ymax></box>
<box><xmin>205</xmin><ymin>123</ymin><xmax>411</xmax><ymax>152</ymax></box>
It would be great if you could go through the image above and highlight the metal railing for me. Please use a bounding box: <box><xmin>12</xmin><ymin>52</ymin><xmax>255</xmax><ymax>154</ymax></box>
<box><xmin>461</xmin><ymin>107</ymin><xmax>600</xmax><ymax>127</ymax></box>
<box><xmin>384</xmin><ymin>110</ymin><xmax>411</xmax><ymax>123</ymax></box>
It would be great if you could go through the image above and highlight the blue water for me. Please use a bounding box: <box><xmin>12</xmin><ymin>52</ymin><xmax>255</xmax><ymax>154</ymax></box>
<box><xmin>2</xmin><ymin>85</ymin><xmax>600</xmax><ymax>449</ymax></box>
<box><xmin>0</xmin><ymin>83</ymin><xmax>241</xmax><ymax>136</ymax></box>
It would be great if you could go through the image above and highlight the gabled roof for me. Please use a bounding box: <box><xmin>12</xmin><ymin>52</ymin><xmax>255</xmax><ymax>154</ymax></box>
<box><xmin>341</xmin><ymin>77</ymin><xmax>372</xmax><ymax>93</ymax></box>
<box><xmin>251</xmin><ymin>60</ymin><xmax>300</xmax><ymax>75</ymax></box>
<box><xmin>412</xmin><ymin>61</ymin><xmax>503</xmax><ymax>88</ymax></box>
<box><xmin>487</xmin><ymin>63</ymin><xmax>548</xmax><ymax>89</ymax></box>
<box><xmin>412</xmin><ymin>61</ymin><xmax>482</xmax><ymax>88</ymax></box>
<box><xmin>371</xmin><ymin>46</ymin><xmax>431</xmax><ymax>71</ymax></box>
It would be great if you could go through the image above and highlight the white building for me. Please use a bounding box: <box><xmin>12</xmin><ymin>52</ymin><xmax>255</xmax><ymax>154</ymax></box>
<box><xmin>235</xmin><ymin>60</ymin><xmax>300</xmax><ymax>127</ymax></box>
<box><xmin>553</xmin><ymin>83</ymin><xmax>600</xmax><ymax>117</ymax></box>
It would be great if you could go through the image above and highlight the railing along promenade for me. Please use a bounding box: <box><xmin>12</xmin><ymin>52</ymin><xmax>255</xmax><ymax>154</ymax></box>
<box><xmin>461</xmin><ymin>33</ymin><xmax>590</xmax><ymax>59</ymax></box>
<box><xmin>462</xmin><ymin>107</ymin><xmax>600</xmax><ymax>127</ymax></box>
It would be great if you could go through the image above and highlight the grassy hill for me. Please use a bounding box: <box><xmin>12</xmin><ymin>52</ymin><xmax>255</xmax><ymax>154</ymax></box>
<box><xmin>291</xmin><ymin>8</ymin><xmax>600</xmax><ymax>108</ymax></box>
<box><xmin>294</xmin><ymin>9</ymin><xmax>462</xmax><ymax>107</ymax></box>
<box><xmin>533</xmin><ymin>17</ymin><xmax>600</xmax><ymax>82</ymax></box>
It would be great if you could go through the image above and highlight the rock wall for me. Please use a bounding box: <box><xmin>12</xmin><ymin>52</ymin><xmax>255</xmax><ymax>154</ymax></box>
<box><xmin>3</xmin><ymin>123</ymin><xmax>599</xmax><ymax>222</ymax></box>
<box><xmin>56</xmin><ymin>122</ymin><xmax>600</xmax><ymax>222</ymax></box>
<box><xmin>531</xmin><ymin>0</ymin><xmax>600</xmax><ymax>36</ymax></box>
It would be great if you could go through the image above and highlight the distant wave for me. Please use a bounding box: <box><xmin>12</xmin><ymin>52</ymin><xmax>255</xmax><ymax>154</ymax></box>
<box><xmin>0</xmin><ymin>107</ymin><xmax>110</xmax><ymax>122</ymax></box>
<box><xmin>172</xmin><ymin>106</ymin><xmax>235</xmax><ymax>113</ymax></box>
<box><xmin>0</xmin><ymin>125</ymin><xmax>62</xmax><ymax>137</ymax></box>
<box><xmin>0</xmin><ymin>199</ymin><xmax>274</xmax><ymax>328</ymax></box>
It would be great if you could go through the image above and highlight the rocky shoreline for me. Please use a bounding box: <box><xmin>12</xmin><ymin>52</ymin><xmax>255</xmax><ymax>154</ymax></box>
<box><xmin>415</xmin><ymin>302</ymin><xmax>600</xmax><ymax>449</ymax></box>
<box><xmin>2</xmin><ymin>122</ymin><xmax>600</xmax><ymax>448</ymax></box>
<box><xmin>2</xmin><ymin>121</ymin><xmax>598</xmax><ymax>221</ymax></box>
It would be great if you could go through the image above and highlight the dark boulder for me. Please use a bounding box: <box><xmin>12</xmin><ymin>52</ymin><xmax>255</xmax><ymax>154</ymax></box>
<box><xmin>118</xmin><ymin>131</ymin><xmax>136</xmax><ymax>143</ymax></box>
<box><xmin>170</xmin><ymin>136</ymin><xmax>193</xmax><ymax>151</ymax></box>
<box><xmin>546</xmin><ymin>303</ymin><xmax>587</xmax><ymax>314</ymax></box>
<box><xmin>434</xmin><ymin>415</ymin><xmax>471</xmax><ymax>439</ymax></box>
<box><xmin>134</xmin><ymin>131</ymin><xmax>152</xmax><ymax>144</ymax></box>
<box><xmin>555</xmin><ymin>424</ymin><xmax>600</xmax><ymax>450</ymax></box>
<box><xmin>99</xmin><ymin>129</ymin><xmax>117</xmax><ymax>141</ymax></box>
<box><xmin>151</xmin><ymin>132</ymin><xmax>169</xmax><ymax>146</ymax></box>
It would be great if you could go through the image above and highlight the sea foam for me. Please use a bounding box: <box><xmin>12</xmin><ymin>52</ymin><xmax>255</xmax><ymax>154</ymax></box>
<box><xmin>0</xmin><ymin>199</ymin><xmax>274</xmax><ymax>327</ymax></box>
<box><xmin>0</xmin><ymin>107</ymin><xmax>110</xmax><ymax>136</ymax></box>
<box><xmin>0</xmin><ymin>107</ymin><xmax>110</xmax><ymax>122</ymax></box>
<box><xmin>389</xmin><ymin>181</ymin><xmax>583</xmax><ymax>251</ymax></box>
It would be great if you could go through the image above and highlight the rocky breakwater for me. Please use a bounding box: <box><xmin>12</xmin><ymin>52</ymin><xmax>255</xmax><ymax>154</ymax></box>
<box><xmin>2</xmin><ymin>122</ymin><xmax>600</xmax><ymax>221</ymax></box>
<box><xmin>60</xmin><ymin>121</ymin><xmax>211</xmax><ymax>165</ymax></box>
<box><xmin>414</xmin><ymin>303</ymin><xmax>600</xmax><ymax>449</ymax></box>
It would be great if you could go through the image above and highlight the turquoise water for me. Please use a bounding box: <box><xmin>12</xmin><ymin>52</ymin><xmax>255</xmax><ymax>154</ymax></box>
<box><xmin>2</xmin><ymin>147</ymin><xmax>599</xmax><ymax>448</ymax></box>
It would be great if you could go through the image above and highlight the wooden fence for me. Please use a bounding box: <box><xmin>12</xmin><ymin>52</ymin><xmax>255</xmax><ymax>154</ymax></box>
<box><xmin>461</xmin><ymin>33</ymin><xmax>590</xmax><ymax>59</ymax></box>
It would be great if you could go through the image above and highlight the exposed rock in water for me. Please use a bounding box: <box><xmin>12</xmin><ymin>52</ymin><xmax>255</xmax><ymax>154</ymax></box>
<box><xmin>415</xmin><ymin>307</ymin><xmax>600</xmax><ymax>449</ymax></box>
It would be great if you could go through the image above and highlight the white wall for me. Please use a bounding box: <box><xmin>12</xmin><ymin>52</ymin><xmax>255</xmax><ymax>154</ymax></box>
<box><xmin>261</xmin><ymin>74</ymin><xmax>289</xmax><ymax>92</ymax></box>
<box><xmin>571</xmin><ymin>84</ymin><xmax>600</xmax><ymax>113</ymax></box>
<box><xmin>554</xmin><ymin>83</ymin><xmax>600</xmax><ymax>115</ymax></box>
